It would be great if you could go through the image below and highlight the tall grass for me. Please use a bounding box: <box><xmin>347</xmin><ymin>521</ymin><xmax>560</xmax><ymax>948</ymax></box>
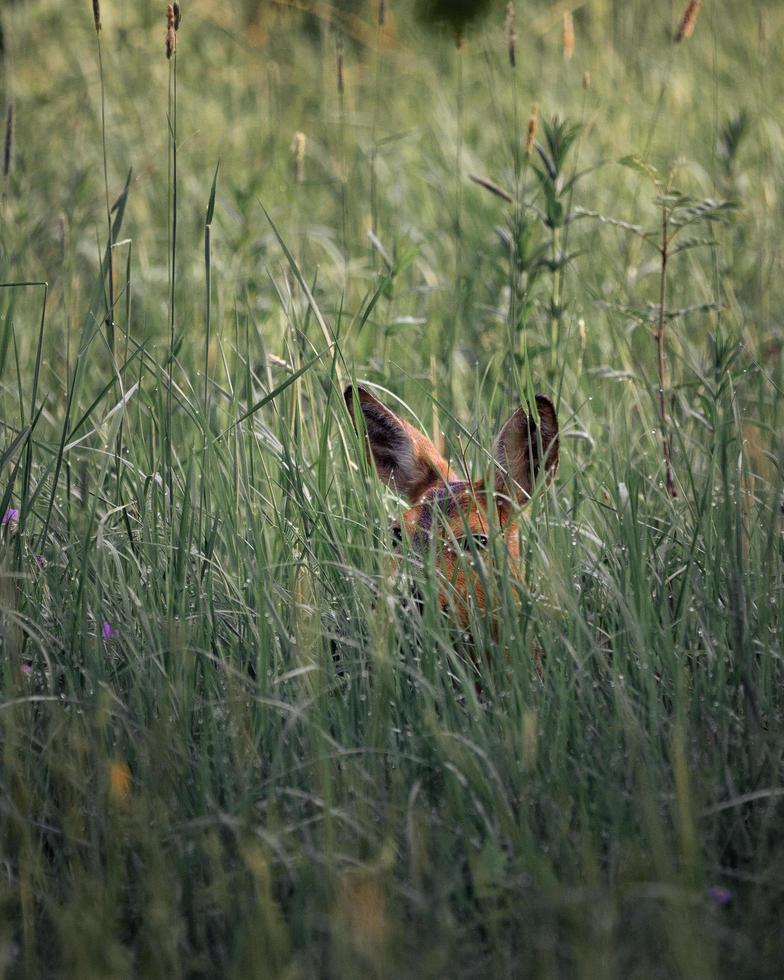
<box><xmin>0</xmin><ymin>1</ymin><xmax>782</xmax><ymax>977</ymax></box>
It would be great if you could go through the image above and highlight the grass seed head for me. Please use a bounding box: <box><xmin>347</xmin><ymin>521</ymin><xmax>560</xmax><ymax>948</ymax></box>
<box><xmin>526</xmin><ymin>101</ymin><xmax>538</xmax><ymax>156</ymax></box>
<box><xmin>505</xmin><ymin>2</ymin><xmax>517</xmax><ymax>68</ymax></box>
<box><xmin>3</xmin><ymin>103</ymin><xmax>13</xmax><ymax>179</ymax></box>
<box><xmin>92</xmin><ymin>0</ymin><xmax>101</xmax><ymax>33</ymax></box>
<box><xmin>165</xmin><ymin>4</ymin><xmax>176</xmax><ymax>59</ymax></box>
<box><xmin>563</xmin><ymin>10</ymin><xmax>575</xmax><ymax>60</ymax></box>
<box><xmin>758</xmin><ymin>9</ymin><xmax>768</xmax><ymax>54</ymax></box>
<box><xmin>469</xmin><ymin>173</ymin><xmax>513</xmax><ymax>203</ymax></box>
<box><xmin>675</xmin><ymin>0</ymin><xmax>701</xmax><ymax>42</ymax></box>
<box><xmin>173</xmin><ymin>2</ymin><xmax>181</xmax><ymax>30</ymax></box>
<box><xmin>379</xmin><ymin>0</ymin><xmax>386</xmax><ymax>28</ymax></box>
<box><xmin>293</xmin><ymin>130</ymin><xmax>306</xmax><ymax>183</ymax></box>
<box><xmin>336</xmin><ymin>34</ymin><xmax>345</xmax><ymax>96</ymax></box>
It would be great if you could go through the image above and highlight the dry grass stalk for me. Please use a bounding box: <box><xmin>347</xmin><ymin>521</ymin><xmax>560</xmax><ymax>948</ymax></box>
<box><xmin>563</xmin><ymin>10</ymin><xmax>575</xmax><ymax>60</ymax></box>
<box><xmin>92</xmin><ymin>0</ymin><xmax>102</xmax><ymax>33</ymax></box>
<box><xmin>293</xmin><ymin>131</ymin><xmax>306</xmax><ymax>183</ymax></box>
<box><xmin>526</xmin><ymin>102</ymin><xmax>538</xmax><ymax>156</ymax></box>
<box><xmin>3</xmin><ymin>104</ymin><xmax>13</xmax><ymax>179</ymax></box>
<box><xmin>675</xmin><ymin>0</ymin><xmax>701</xmax><ymax>42</ymax></box>
<box><xmin>505</xmin><ymin>2</ymin><xmax>517</xmax><ymax>68</ymax></box>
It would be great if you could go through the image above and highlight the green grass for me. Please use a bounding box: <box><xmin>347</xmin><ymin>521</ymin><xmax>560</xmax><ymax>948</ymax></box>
<box><xmin>1</xmin><ymin>1</ymin><xmax>783</xmax><ymax>976</ymax></box>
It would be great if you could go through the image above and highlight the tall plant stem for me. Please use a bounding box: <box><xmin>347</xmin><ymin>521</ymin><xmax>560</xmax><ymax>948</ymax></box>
<box><xmin>369</xmin><ymin>2</ymin><xmax>385</xmax><ymax>250</ymax></box>
<box><xmin>336</xmin><ymin>29</ymin><xmax>348</xmax><ymax>282</ymax></box>
<box><xmin>166</xmin><ymin>51</ymin><xmax>178</xmax><ymax>516</ymax></box>
<box><xmin>201</xmin><ymin>164</ymin><xmax>218</xmax><ymax>552</ymax></box>
<box><xmin>455</xmin><ymin>43</ymin><xmax>464</xmax><ymax>291</ymax></box>
<box><xmin>549</xmin><ymin>225</ymin><xmax>561</xmax><ymax>382</ymax></box>
<box><xmin>448</xmin><ymin>40</ymin><xmax>464</xmax><ymax>373</ymax></box>
<box><xmin>657</xmin><ymin>203</ymin><xmax>677</xmax><ymax>498</ymax></box>
<box><xmin>96</xmin><ymin>32</ymin><xmax>114</xmax><ymax>356</ymax></box>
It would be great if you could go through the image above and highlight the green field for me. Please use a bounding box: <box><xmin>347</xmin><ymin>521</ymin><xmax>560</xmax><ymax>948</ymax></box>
<box><xmin>1</xmin><ymin>1</ymin><xmax>783</xmax><ymax>976</ymax></box>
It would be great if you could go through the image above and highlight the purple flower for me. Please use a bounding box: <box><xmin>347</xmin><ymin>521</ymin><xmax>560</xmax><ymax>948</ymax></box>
<box><xmin>707</xmin><ymin>885</ymin><xmax>732</xmax><ymax>906</ymax></box>
<box><xmin>34</xmin><ymin>555</ymin><xmax>46</xmax><ymax>568</ymax></box>
<box><xmin>2</xmin><ymin>507</ymin><xmax>19</xmax><ymax>527</ymax></box>
<box><xmin>101</xmin><ymin>621</ymin><xmax>115</xmax><ymax>641</ymax></box>
<box><xmin>20</xmin><ymin>664</ymin><xmax>33</xmax><ymax>676</ymax></box>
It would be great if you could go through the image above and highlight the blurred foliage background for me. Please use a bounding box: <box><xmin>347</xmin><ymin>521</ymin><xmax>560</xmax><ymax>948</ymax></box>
<box><xmin>0</xmin><ymin>1</ymin><xmax>783</xmax><ymax>977</ymax></box>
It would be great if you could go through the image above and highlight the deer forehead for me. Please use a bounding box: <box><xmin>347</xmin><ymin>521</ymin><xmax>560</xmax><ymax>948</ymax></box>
<box><xmin>402</xmin><ymin>481</ymin><xmax>491</xmax><ymax>537</ymax></box>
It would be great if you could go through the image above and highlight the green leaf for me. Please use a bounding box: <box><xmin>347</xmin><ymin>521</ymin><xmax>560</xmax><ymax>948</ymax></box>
<box><xmin>206</xmin><ymin>161</ymin><xmax>220</xmax><ymax>226</ymax></box>
<box><xmin>260</xmin><ymin>202</ymin><xmax>334</xmax><ymax>349</ymax></box>
<box><xmin>546</xmin><ymin>196</ymin><xmax>564</xmax><ymax>229</ymax></box>
<box><xmin>220</xmin><ymin>346</ymin><xmax>332</xmax><ymax>437</ymax></box>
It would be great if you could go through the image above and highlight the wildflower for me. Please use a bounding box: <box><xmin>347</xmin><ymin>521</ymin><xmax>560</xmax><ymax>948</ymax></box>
<box><xmin>20</xmin><ymin>663</ymin><xmax>33</xmax><ymax>676</ymax></box>
<box><xmin>2</xmin><ymin>507</ymin><xmax>19</xmax><ymax>526</ymax></box>
<box><xmin>102</xmin><ymin>621</ymin><xmax>115</xmax><ymax>640</ymax></box>
<box><xmin>707</xmin><ymin>885</ymin><xmax>732</xmax><ymax>906</ymax></box>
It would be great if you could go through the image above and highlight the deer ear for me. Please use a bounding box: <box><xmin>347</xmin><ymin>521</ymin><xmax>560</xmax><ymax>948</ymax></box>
<box><xmin>344</xmin><ymin>385</ymin><xmax>450</xmax><ymax>502</ymax></box>
<box><xmin>493</xmin><ymin>395</ymin><xmax>559</xmax><ymax>508</ymax></box>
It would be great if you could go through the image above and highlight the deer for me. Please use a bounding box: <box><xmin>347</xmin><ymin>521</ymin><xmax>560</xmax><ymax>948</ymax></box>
<box><xmin>344</xmin><ymin>385</ymin><xmax>559</xmax><ymax>633</ymax></box>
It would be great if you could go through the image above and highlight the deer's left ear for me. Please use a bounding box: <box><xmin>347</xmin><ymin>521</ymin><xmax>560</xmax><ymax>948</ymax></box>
<box><xmin>493</xmin><ymin>395</ymin><xmax>559</xmax><ymax>508</ymax></box>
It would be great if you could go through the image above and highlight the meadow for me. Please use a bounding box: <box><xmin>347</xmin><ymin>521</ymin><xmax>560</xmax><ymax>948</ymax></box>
<box><xmin>1</xmin><ymin>0</ymin><xmax>783</xmax><ymax>976</ymax></box>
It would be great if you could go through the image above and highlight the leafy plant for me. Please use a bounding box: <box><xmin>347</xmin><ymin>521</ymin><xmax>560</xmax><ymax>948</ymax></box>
<box><xmin>620</xmin><ymin>155</ymin><xmax>736</xmax><ymax>496</ymax></box>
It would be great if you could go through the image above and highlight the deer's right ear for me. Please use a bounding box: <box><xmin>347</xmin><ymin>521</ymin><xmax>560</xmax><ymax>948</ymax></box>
<box><xmin>344</xmin><ymin>385</ymin><xmax>450</xmax><ymax>502</ymax></box>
